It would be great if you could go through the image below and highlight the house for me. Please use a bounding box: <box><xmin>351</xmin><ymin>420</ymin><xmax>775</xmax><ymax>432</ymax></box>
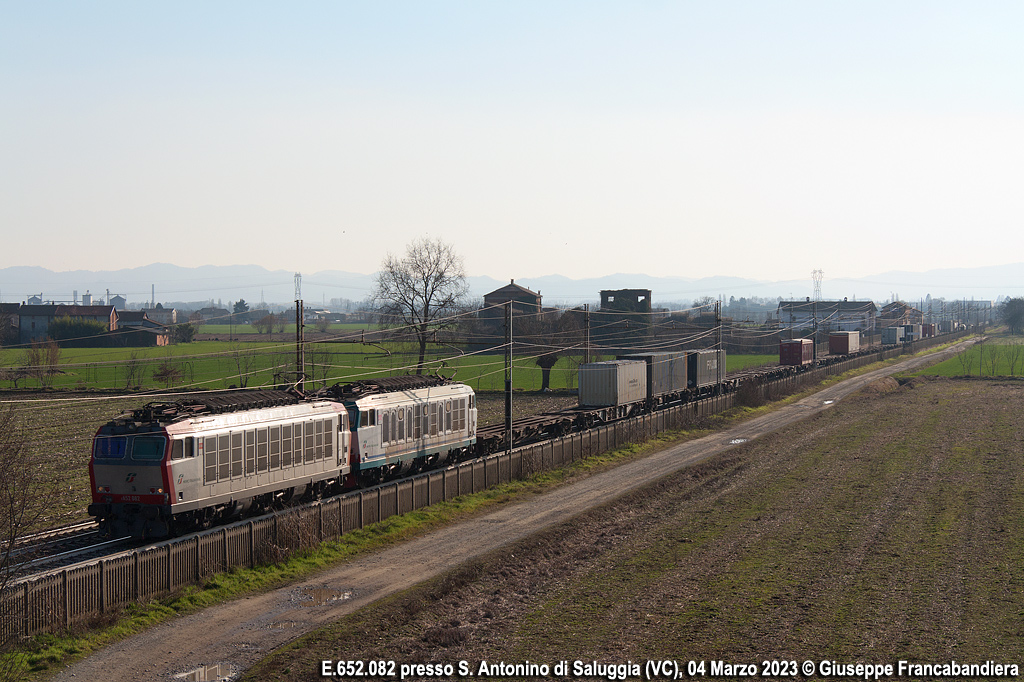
<box><xmin>877</xmin><ymin>301</ymin><xmax>924</xmax><ymax>327</ymax></box>
<box><xmin>192</xmin><ymin>307</ymin><xmax>232</xmax><ymax>324</ymax></box>
<box><xmin>473</xmin><ymin>280</ymin><xmax>551</xmax><ymax>351</ymax></box>
<box><xmin>479</xmin><ymin>280</ymin><xmax>544</xmax><ymax>324</ymax></box>
<box><xmin>0</xmin><ymin>303</ymin><xmax>19</xmax><ymax>345</ymax></box>
<box><xmin>776</xmin><ymin>299</ymin><xmax>877</xmax><ymax>333</ymax></box>
<box><xmin>19</xmin><ymin>304</ymin><xmax>118</xmax><ymax>344</ymax></box>
<box><xmin>143</xmin><ymin>305</ymin><xmax>178</xmax><ymax>325</ymax></box>
<box><xmin>115</xmin><ymin>310</ymin><xmax>170</xmax><ymax>346</ymax></box>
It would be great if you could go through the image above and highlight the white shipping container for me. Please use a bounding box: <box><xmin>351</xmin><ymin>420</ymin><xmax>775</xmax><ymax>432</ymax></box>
<box><xmin>578</xmin><ymin>360</ymin><xmax>647</xmax><ymax>407</ymax></box>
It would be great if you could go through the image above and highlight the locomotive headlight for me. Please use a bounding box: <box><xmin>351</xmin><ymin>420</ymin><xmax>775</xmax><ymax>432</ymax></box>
<box><xmin>150</xmin><ymin>487</ymin><xmax>163</xmax><ymax>494</ymax></box>
<box><xmin>97</xmin><ymin>485</ymin><xmax>110</xmax><ymax>493</ymax></box>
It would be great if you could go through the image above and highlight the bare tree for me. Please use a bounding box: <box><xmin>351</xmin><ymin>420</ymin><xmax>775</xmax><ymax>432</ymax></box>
<box><xmin>956</xmin><ymin>345</ymin><xmax>976</xmax><ymax>376</ymax></box>
<box><xmin>252</xmin><ymin>314</ymin><xmax>275</xmax><ymax>335</ymax></box>
<box><xmin>122</xmin><ymin>351</ymin><xmax>145</xmax><ymax>390</ymax></box>
<box><xmin>985</xmin><ymin>343</ymin><xmax>1002</xmax><ymax>376</ymax></box>
<box><xmin>0</xmin><ymin>405</ymin><xmax>48</xmax><ymax>680</ymax></box>
<box><xmin>314</xmin><ymin>316</ymin><xmax>331</xmax><ymax>333</ymax></box>
<box><xmin>274</xmin><ymin>312</ymin><xmax>288</xmax><ymax>334</ymax></box>
<box><xmin>24</xmin><ymin>340</ymin><xmax>60</xmax><ymax>388</ymax></box>
<box><xmin>372</xmin><ymin>237</ymin><xmax>469</xmax><ymax>374</ymax></box>
<box><xmin>306</xmin><ymin>342</ymin><xmax>334</xmax><ymax>388</ymax></box>
<box><xmin>230</xmin><ymin>343</ymin><xmax>259</xmax><ymax>388</ymax></box>
<box><xmin>1005</xmin><ymin>341</ymin><xmax>1023</xmax><ymax>376</ymax></box>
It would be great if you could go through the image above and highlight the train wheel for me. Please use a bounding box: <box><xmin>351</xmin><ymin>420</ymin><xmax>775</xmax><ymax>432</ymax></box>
<box><xmin>357</xmin><ymin>468</ymin><xmax>382</xmax><ymax>487</ymax></box>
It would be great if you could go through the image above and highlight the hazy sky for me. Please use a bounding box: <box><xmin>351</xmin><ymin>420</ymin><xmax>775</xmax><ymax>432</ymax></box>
<box><xmin>3</xmin><ymin>2</ymin><xmax>1023</xmax><ymax>284</ymax></box>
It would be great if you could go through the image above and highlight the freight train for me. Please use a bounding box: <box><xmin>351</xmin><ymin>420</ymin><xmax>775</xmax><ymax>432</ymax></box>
<box><xmin>90</xmin><ymin>327</ymin><xmax>952</xmax><ymax>539</ymax></box>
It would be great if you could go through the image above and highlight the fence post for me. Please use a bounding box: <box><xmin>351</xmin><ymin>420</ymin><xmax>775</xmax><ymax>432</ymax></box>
<box><xmin>64</xmin><ymin>570</ymin><xmax>71</xmax><ymax>629</ymax></box>
<box><xmin>134</xmin><ymin>552</ymin><xmax>140</xmax><ymax>602</ymax></box>
<box><xmin>22</xmin><ymin>583</ymin><xmax>29</xmax><ymax>637</ymax></box>
<box><xmin>166</xmin><ymin>545</ymin><xmax>172</xmax><ymax>592</ymax></box>
<box><xmin>99</xmin><ymin>559</ymin><xmax>107</xmax><ymax>613</ymax></box>
<box><xmin>249</xmin><ymin>521</ymin><xmax>255</xmax><ymax>568</ymax></box>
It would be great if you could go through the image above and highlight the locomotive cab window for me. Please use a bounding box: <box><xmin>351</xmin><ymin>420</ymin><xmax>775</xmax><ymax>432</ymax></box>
<box><xmin>93</xmin><ymin>436</ymin><xmax>127</xmax><ymax>459</ymax></box>
<box><xmin>170</xmin><ymin>437</ymin><xmax>194</xmax><ymax>461</ymax></box>
<box><xmin>131</xmin><ymin>436</ymin><xmax>167</xmax><ymax>461</ymax></box>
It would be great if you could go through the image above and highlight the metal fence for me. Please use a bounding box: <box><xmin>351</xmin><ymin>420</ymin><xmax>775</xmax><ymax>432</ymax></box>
<box><xmin>0</xmin><ymin>333</ymin><xmax>962</xmax><ymax>640</ymax></box>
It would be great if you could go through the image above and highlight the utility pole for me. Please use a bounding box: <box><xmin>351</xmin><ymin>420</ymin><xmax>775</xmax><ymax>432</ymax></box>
<box><xmin>584</xmin><ymin>303</ymin><xmax>591</xmax><ymax>364</ymax></box>
<box><xmin>716</xmin><ymin>299</ymin><xmax>723</xmax><ymax>387</ymax></box>
<box><xmin>504</xmin><ymin>301</ymin><xmax>513</xmax><ymax>456</ymax></box>
<box><xmin>296</xmin><ymin>299</ymin><xmax>305</xmax><ymax>392</ymax></box>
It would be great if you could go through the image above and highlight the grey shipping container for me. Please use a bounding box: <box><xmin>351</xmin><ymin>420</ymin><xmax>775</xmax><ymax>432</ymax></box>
<box><xmin>687</xmin><ymin>349</ymin><xmax>725</xmax><ymax>389</ymax></box>
<box><xmin>902</xmin><ymin>324</ymin><xmax>922</xmax><ymax>342</ymax></box>
<box><xmin>578</xmin><ymin>360</ymin><xmax>647</xmax><ymax>407</ymax></box>
<box><xmin>882</xmin><ymin>327</ymin><xmax>905</xmax><ymax>345</ymax></box>
<box><xmin>617</xmin><ymin>352</ymin><xmax>688</xmax><ymax>400</ymax></box>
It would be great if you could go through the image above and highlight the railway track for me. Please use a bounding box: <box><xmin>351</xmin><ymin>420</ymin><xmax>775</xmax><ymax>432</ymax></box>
<box><xmin>15</xmin><ymin>519</ymin><xmax>98</xmax><ymax>548</ymax></box>
<box><xmin>20</xmin><ymin>338</ymin><xmax>962</xmax><ymax>582</ymax></box>
<box><xmin>14</xmin><ymin>535</ymin><xmax>137</xmax><ymax>575</ymax></box>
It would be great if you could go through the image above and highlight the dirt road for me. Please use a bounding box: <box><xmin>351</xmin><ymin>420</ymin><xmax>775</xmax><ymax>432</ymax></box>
<box><xmin>52</xmin><ymin>342</ymin><xmax>976</xmax><ymax>682</ymax></box>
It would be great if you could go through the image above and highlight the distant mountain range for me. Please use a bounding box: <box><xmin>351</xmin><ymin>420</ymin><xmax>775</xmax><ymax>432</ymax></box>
<box><xmin>1</xmin><ymin>262</ymin><xmax>1021</xmax><ymax>310</ymax></box>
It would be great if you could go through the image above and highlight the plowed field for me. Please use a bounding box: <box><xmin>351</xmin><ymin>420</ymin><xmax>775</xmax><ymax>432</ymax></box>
<box><xmin>245</xmin><ymin>377</ymin><xmax>1024</xmax><ymax>679</ymax></box>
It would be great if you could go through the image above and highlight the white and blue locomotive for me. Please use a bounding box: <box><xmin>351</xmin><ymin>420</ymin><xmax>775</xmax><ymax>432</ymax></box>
<box><xmin>89</xmin><ymin>377</ymin><xmax>477</xmax><ymax>538</ymax></box>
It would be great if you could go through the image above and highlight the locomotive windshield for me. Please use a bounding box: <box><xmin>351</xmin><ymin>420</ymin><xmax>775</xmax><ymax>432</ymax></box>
<box><xmin>93</xmin><ymin>436</ymin><xmax>127</xmax><ymax>459</ymax></box>
<box><xmin>131</xmin><ymin>436</ymin><xmax>167</xmax><ymax>460</ymax></box>
<box><xmin>92</xmin><ymin>435</ymin><xmax>166</xmax><ymax>461</ymax></box>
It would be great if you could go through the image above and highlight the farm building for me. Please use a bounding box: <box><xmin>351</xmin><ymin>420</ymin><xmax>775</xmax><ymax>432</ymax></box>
<box><xmin>776</xmin><ymin>299</ymin><xmax>877</xmax><ymax>333</ymax></box>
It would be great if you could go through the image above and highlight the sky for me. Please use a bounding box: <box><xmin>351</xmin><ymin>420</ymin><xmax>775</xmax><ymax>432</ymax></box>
<box><xmin>3</xmin><ymin>2</ymin><xmax>1023</xmax><ymax>286</ymax></box>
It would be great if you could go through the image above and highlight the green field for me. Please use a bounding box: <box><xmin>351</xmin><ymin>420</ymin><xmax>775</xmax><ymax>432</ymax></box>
<box><xmin>0</xmin><ymin>343</ymin><xmax>776</xmax><ymax>393</ymax></box>
<box><xmin>196</xmin><ymin>322</ymin><xmax>372</xmax><ymax>336</ymax></box>
<box><xmin>913</xmin><ymin>334</ymin><xmax>1024</xmax><ymax>377</ymax></box>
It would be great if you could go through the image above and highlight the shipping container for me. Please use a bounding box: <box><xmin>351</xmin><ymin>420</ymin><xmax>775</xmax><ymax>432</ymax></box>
<box><xmin>902</xmin><ymin>324</ymin><xmax>922</xmax><ymax>342</ymax></box>
<box><xmin>829</xmin><ymin>331</ymin><xmax>860</xmax><ymax>355</ymax></box>
<box><xmin>687</xmin><ymin>349</ymin><xmax>726</xmax><ymax>388</ymax></box>
<box><xmin>617</xmin><ymin>352</ymin><xmax>688</xmax><ymax>401</ymax></box>
<box><xmin>921</xmin><ymin>323</ymin><xmax>936</xmax><ymax>338</ymax></box>
<box><xmin>882</xmin><ymin>327</ymin><xmax>905</xmax><ymax>345</ymax></box>
<box><xmin>937</xmin><ymin>320</ymin><xmax>955</xmax><ymax>334</ymax></box>
<box><xmin>578</xmin><ymin>360</ymin><xmax>647</xmax><ymax>407</ymax></box>
<box><xmin>779</xmin><ymin>339</ymin><xmax>814</xmax><ymax>366</ymax></box>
